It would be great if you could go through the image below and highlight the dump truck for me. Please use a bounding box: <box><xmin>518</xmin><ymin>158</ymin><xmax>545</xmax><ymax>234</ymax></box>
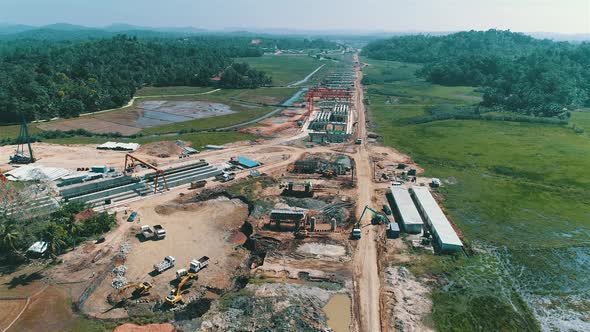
<box><xmin>153</xmin><ymin>256</ymin><xmax>175</xmax><ymax>273</ymax></box>
<box><xmin>166</xmin><ymin>273</ymin><xmax>198</xmax><ymax>305</ymax></box>
<box><xmin>189</xmin><ymin>256</ymin><xmax>210</xmax><ymax>273</ymax></box>
<box><xmin>153</xmin><ymin>225</ymin><xmax>166</xmax><ymax>239</ymax></box>
<box><xmin>141</xmin><ymin>225</ymin><xmax>155</xmax><ymax>239</ymax></box>
<box><xmin>355</xmin><ymin>138</ymin><xmax>363</xmax><ymax>145</ymax></box>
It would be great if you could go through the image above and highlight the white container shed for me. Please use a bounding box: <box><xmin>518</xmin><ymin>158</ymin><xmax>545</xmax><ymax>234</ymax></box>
<box><xmin>387</xmin><ymin>186</ymin><xmax>424</xmax><ymax>234</ymax></box>
<box><xmin>410</xmin><ymin>187</ymin><xmax>463</xmax><ymax>253</ymax></box>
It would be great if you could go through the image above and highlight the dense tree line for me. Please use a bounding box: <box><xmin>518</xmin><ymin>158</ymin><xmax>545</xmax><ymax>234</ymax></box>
<box><xmin>0</xmin><ymin>35</ymin><xmax>269</xmax><ymax>123</ymax></box>
<box><xmin>362</xmin><ymin>30</ymin><xmax>590</xmax><ymax>117</ymax></box>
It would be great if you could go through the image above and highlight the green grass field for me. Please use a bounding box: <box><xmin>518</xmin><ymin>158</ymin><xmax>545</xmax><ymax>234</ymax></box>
<box><xmin>364</xmin><ymin>58</ymin><xmax>590</xmax><ymax>331</ymax></box>
<box><xmin>0</xmin><ymin>87</ymin><xmax>298</xmax><ymax>144</ymax></box>
<box><xmin>236</xmin><ymin>55</ymin><xmax>326</xmax><ymax>86</ymax></box>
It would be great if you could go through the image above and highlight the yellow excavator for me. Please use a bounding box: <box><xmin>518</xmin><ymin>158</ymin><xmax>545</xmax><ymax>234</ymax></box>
<box><xmin>117</xmin><ymin>281</ymin><xmax>153</xmax><ymax>297</ymax></box>
<box><xmin>109</xmin><ymin>281</ymin><xmax>153</xmax><ymax>304</ymax></box>
<box><xmin>165</xmin><ymin>273</ymin><xmax>198</xmax><ymax>305</ymax></box>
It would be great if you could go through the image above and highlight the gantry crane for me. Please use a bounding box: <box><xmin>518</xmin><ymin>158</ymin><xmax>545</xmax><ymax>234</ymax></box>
<box><xmin>124</xmin><ymin>154</ymin><xmax>169</xmax><ymax>194</ymax></box>
<box><xmin>165</xmin><ymin>272</ymin><xmax>198</xmax><ymax>305</ymax></box>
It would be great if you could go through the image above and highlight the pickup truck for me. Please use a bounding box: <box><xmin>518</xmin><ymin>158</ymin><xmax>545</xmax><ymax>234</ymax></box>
<box><xmin>153</xmin><ymin>256</ymin><xmax>175</xmax><ymax>273</ymax></box>
<box><xmin>189</xmin><ymin>256</ymin><xmax>210</xmax><ymax>273</ymax></box>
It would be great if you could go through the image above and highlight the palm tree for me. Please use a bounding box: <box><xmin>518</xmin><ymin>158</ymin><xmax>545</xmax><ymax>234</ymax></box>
<box><xmin>43</xmin><ymin>223</ymin><xmax>67</xmax><ymax>259</ymax></box>
<box><xmin>0</xmin><ymin>222</ymin><xmax>20</xmax><ymax>256</ymax></box>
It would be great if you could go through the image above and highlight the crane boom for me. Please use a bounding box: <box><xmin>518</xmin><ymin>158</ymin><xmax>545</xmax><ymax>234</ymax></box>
<box><xmin>124</xmin><ymin>154</ymin><xmax>169</xmax><ymax>194</ymax></box>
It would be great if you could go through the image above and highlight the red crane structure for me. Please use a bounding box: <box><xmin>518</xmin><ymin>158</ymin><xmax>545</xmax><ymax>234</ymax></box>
<box><xmin>124</xmin><ymin>154</ymin><xmax>169</xmax><ymax>194</ymax></box>
<box><xmin>305</xmin><ymin>88</ymin><xmax>353</xmax><ymax>114</ymax></box>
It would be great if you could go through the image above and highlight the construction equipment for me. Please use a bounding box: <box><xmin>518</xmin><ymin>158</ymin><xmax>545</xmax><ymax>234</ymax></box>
<box><xmin>124</xmin><ymin>154</ymin><xmax>169</xmax><ymax>194</ymax></box>
<box><xmin>189</xmin><ymin>180</ymin><xmax>207</xmax><ymax>190</ymax></box>
<box><xmin>189</xmin><ymin>256</ymin><xmax>210</xmax><ymax>273</ymax></box>
<box><xmin>165</xmin><ymin>272</ymin><xmax>198</xmax><ymax>305</ymax></box>
<box><xmin>358</xmin><ymin>205</ymin><xmax>387</xmax><ymax>225</ymax></box>
<box><xmin>9</xmin><ymin>113</ymin><xmax>35</xmax><ymax>164</ymax></box>
<box><xmin>141</xmin><ymin>225</ymin><xmax>155</xmax><ymax>239</ymax></box>
<box><xmin>153</xmin><ymin>256</ymin><xmax>175</xmax><ymax>273</ymax></box>
<box><xmin>110</xmin><ymin>281</ymin><xmax>153</xmax><ymax>303</ymax></box>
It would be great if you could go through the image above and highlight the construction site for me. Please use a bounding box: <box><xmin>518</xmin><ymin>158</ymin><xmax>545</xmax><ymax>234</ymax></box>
<box><xmin>0</xmin><ymin>53</ymin><xmax>465</xmax><ymax>332</ymax></box>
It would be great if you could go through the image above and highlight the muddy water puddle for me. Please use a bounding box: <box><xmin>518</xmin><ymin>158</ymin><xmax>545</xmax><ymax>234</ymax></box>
<box><xmin>323</xmin><ymin>293</ymin><xmax>352</xmax><ymax>332</ymax></box>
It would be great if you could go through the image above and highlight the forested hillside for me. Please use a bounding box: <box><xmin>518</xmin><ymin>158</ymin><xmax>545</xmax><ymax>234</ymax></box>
<box><xmin>362</xmin><ymin>30</ymin><xmax>590</xmax><ymax>116</ymax></box>
<box><xmin>0</xmin><ymin>35</ymin><xmax>273</xmax><ymax>122</ymax></box>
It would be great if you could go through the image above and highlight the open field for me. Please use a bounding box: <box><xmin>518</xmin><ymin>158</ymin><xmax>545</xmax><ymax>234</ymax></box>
<box><xmin>364</xmin><ymin>58</ymin><xmax>590</xmax><ymax>331</ymax></box>
<box><xmin>236</xmin><ymin>54</ymin><xmax>326</xmax><ymax>86</ymax></box>
<box><xmin>0</xmin><ymin>87</ymin><xmax>297</xmax><ymax>144</ymax></box>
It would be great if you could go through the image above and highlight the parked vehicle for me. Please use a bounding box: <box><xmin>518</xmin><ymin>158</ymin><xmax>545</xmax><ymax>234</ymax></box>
<box><xmin>127</xmin><ymin>211</ymin><xmax>138</xmax><ymax>222</ymax></box>
<box><xmin>216</xmin><ymin>172</ymin><xmax>235</xmax><ymax>182</ymax></box>
<box><xmin>189</xmin><ymin>256</ymin><xmax>210</xmax><ymax>273</ymax></box>
<box><xmin>153</xmin><ymin>225</ymin><xmax>166</xmax><ymax>239</ymax></box>
<box><xmin>141</xmin><ymin>225</ymin><xmax>155</xmax><ymax>239</ymax></box>
<box><xmin>153</xmin><ymin>256</ymin><xmax>175</xmax><ymax>273</ymax></box>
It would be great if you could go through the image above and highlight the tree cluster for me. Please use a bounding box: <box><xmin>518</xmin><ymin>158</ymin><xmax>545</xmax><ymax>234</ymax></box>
<box><xmin>362</xmin><ymin>30</ymin><xmax>590</xmax><ymax>117</ymax></box>
<box><xmin>0</xmin><ymin>194</ymin><xmax>116</xmax><ymax>262</ymax></box>
<box><xmin>0</xmin><ymin>35</ymin><xmax>267</xmax><ymax>123</ymax></box>
<box><xmin>219</xmin><ymin>62</ymin><xmax>272</xmax><ymax>88</ymax></box>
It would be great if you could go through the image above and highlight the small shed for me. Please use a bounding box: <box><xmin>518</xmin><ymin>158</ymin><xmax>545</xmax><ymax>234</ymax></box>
<box><xmin>232</xmin><ymin>156</ymin><xmax>261</xmax><ymax>169</ymax></box>
<box><xmin>386</xmin><ymin>223</ymin><xmax>400</xmax><ymax>239</ymax></box>
<box><xmin>27</xmin><ymin>241</ymin><xmax>48</xmax><ymax>256</ymax></box>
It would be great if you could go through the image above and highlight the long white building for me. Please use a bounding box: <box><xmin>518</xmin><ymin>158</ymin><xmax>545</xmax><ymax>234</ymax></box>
<box><xmin>410</xmin><ymin>187</ymin><xmax>463</xmax><ymax>253</ymax></box>
<box><xmin>387</xmin><ymin>186</ymin><xmax>423</xmax><ymax>234</ymax></box>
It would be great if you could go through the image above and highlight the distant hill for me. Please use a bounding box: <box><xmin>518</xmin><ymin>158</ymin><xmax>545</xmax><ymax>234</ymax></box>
<box><xmin>0</xmin><ymin>23</ymin><xmax>36</xmax><ymax>35</ymax></box>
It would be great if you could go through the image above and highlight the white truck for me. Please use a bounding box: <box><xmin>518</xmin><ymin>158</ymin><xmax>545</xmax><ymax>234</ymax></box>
<box><xmin>189</xmin><ymin>256</ymin><xmax>210</xmax><ymax>273</ymax></box>
<box><xmin>153</xmin><ymin>256</ymin><xmax>175</xmax><ymax>273</ymax></box>
<box><xmin>141</xmin><ymin>225</ymin><xmax>155</xmax><ymax>239</ymax></box>
<box><xmin>153</xmin><ymin>225</ymin><xmax>166</xmax><ymax>239</ymax></box>
<box><xmin>176</xmin><ymin>268</ymin><xmax>188</xmax><ymax>280</ymax></box>
<box><xmin>141</xmin><ymin>225</ymin><xmax>166</xmax><ymax>240</ymax></box>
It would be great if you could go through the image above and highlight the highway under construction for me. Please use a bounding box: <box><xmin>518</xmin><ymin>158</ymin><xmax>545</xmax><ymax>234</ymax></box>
<box><xmin>0</xmin><ymin>53</ymin><xmax>461</xmax><ymax>332</ymax></box>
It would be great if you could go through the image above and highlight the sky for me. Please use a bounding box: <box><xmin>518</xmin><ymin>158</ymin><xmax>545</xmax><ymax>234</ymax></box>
<box><xmin>1</xmin><ymin>0</ymin><xmax>589</xmax><ymax>34</ymax></box>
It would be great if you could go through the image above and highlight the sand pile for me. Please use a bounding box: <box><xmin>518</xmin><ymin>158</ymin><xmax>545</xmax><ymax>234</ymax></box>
<box><xmin>137</xmin><ymin>141</ymin><xmax>183</xmax><ymax>158</ymax></box>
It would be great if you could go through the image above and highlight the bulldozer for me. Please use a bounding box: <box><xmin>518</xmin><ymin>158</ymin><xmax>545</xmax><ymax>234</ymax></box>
<box><xmin>165</xmin><ymin>272</ymin><xmax>198</xmax><ymax>305</ymax></box>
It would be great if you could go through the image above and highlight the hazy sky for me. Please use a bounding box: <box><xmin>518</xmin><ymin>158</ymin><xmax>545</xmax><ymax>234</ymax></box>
<box><xmin>2</xmin><ymin>0</ymin><xmax>589</xmax><ymax>33</ymax></box>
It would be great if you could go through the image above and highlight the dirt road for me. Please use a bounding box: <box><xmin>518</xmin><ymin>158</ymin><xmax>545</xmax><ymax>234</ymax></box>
<box><xmin>352</xmin><ymin>54</ymin><xmax>382</xmax><ymax>332</ymax></box>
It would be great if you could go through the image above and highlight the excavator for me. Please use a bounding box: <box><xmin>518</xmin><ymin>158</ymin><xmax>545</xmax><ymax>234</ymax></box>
<box><xmin>359</xmin><ymin>205</ymin><xmax>387</xmax><ymax>225</ymax></box>
<box><xmin>109</xmin><ymin>281</ymin><xmax>153</xmax><ymax>304</ymax></box>
<box><xmin>118</xmin><ymin>281</ymin><xmax>153</xmax><ymax>297</ymax></box>
<box><xmin>352</xmin><ymin>205</ymin><xmax>387</xmax><ymax>240</ymax></box>
<box><xmin>165</xmin><ymin>272</ymin><xmax>198</xmax><ymax>305</ymax></box>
